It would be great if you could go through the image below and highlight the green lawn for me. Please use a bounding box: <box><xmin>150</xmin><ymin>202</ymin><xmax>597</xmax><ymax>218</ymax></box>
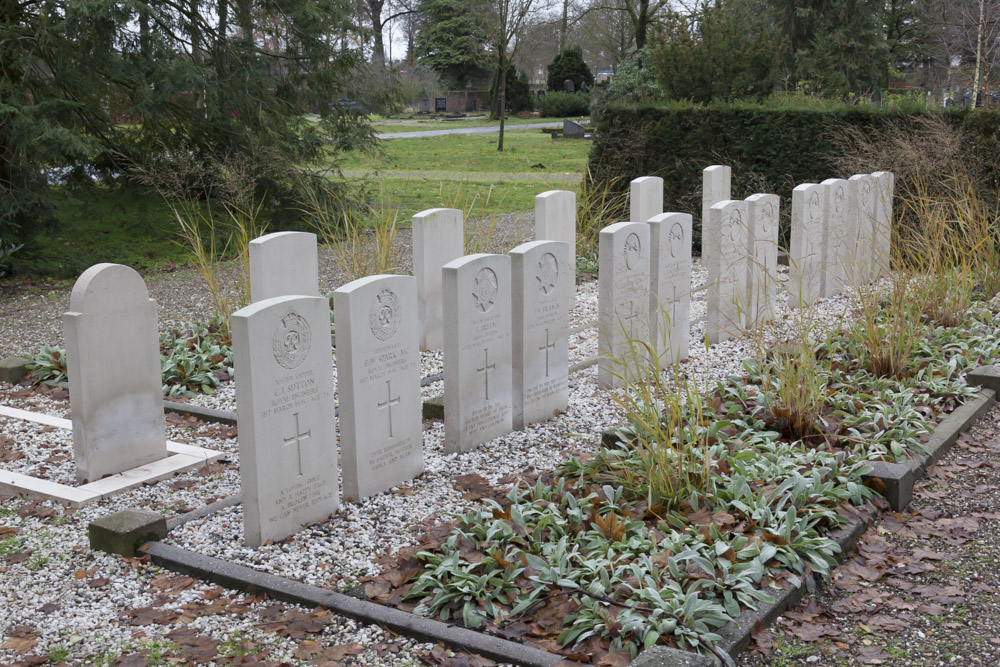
<box><xmin>13</xmin><ymin>188</ymin><xmax>192</xmax><ymax>279</ymax></box>
<box><xmin>370</xmin><ymin>114</ymin><xmax>586</xmax><ymax>133</ymax></box>
<box><xmin>338</xmin><ymin>131</ymin><xmax>590</xmax><ymax>175</ymax></box>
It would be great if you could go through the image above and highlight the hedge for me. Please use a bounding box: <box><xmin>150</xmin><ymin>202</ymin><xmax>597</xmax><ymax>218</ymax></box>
<box><xmin>587</xmin><ymin>104</ymin><xmax>1000</xmax><ymax>252</ymax></box>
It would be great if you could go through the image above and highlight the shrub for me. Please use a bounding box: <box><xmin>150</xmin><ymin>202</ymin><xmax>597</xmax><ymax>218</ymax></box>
<box><xmin>546</xmin><ymin>46</ymin><xmax>594</xmax><ymax>92</ymax></box>
<box><xmin>540</xmin><ymin>92</ymin><xmax>590</xmax><ymax>118</ymax></box>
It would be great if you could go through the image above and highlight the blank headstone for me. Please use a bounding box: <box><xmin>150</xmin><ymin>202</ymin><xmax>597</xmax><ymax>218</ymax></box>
<box><xmin>334</xmin><ymin>275</ymin><xmax>422</xmax><ymax>501</ymax></box>
<box><xmin>563</xmin><ymin>120</ymin><xmax>586</xmax><ymax>138</ymax></box>
<box><xmin>848</xmin><ymin>174</ymin><xmax>877</xmax><ymax>286</ymax></box>
<box><xmin>510</xmin><ymin>241</ymin><xmax>570</xmax><ymax>430</ymax></box>
<box><xmin>442</xmin><ymin>254</ymin><xmax>513</xmax><ymax>453</ymax></box>
<box><xmin>535</xmin><ymin>190</ymin><xmax>577</xmax><ymax>304</ymax></box>
<box><xmin>413</xmin><ymin>208</ymin><xmax>464</xmax><ymax>350</ymax></box>
<box><xmin>706</xmin><ymin>200</ymin><xmax>749</xmax><ymax>344</ymax></box>
<box><xmin>248</xmin><ymin>232</ymin><xmax>319</xmax><ymax>304</ymax></box>
<box><xmin>702</xmin><ymin>165</ymin><xmax>732</xmax><ymax>227</ymax></box>
<box><xmin>745</xmin><ymin>194</ymin><xmax>780</xmax><ymax>326</ymax></box>
<box><xmin>821</xmin><ymin>178</ymin><xmax>849</xmax><ymax>298</ymax></box>
<box><xmin>64</xmin><ymin>264</ymin><xmax>167</xmax><ymax>484</ymax></box>
<box><xmin>232</xmin><ymin>295</ymin><xmax>338</xmax><ymax>547</ymax></box>
<box><xmin>598</xmin><ymin>222</ymin><xmax>651</xmax><ymax>388</ymax></box>
<box><xmin>789</xmin><ymin>183</ymin><xmax>825</xmax><ymax>307</ymax></box>
<box><xmin>648</xmin><ymin>213</ymin><xmax>692</xmax><ymax>367</ymax></box>
<box><xmin>872</xmin><ymin>171</ymin><xmax>895</xmax><ymax>279</ymax></box>
<box><xmin>630</xmin><ymin>176</ymin><xmax>663</xmax><ymax>223</ymax></box>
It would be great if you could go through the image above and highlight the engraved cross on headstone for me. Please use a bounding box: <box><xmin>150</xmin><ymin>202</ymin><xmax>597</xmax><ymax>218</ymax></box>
<box><xmin>377</xmin><ymin>379</ymin><xmax>401</xmax><ymax>438</ymax></box>
<box><xmin>477</xmin><ymin>348</ymin><xmax>496</xmax><ymax>400</ymax></box>
<box><xmin>283</xmin><ymin>412</ymin><xmax>311</xmax><ymax>477</ymax></box>
<box><xmin>623</xmin><ymin>300</ymin><xmax>639</xmax><ymax>338</ymax></box>
<box><xmin>538</xmin><ymin>328</ymin><xmax>555</xmax><ymax>377</ymax></box>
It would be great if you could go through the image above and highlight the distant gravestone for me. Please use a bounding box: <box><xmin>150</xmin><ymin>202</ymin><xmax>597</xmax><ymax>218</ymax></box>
<box><xmin>563</xmin><ymin>78</ymin><xmax>575</xmax><ymax>94</ymax></box>
<box><xmin>534</xmin><ymin>190</ymin><xmax>577</xmax><ymax>305</ymax></box>
<box><xmin>872</xmin><ymin>171</ymin><xmax>895</xmax><ymax>279</ymax></box>
<box><xmin>598</xmin><ymin>222</ymin><xmax>651</xmax><ymax>388</ymax></box>
<box><xmin>745</xmin><ymin>194</ymin><xmax>780</xmax><ymax>325</ymax></box>
<box><xmin>563</xmin><ymin>120</ymin><xmax>586</xmax><ymax>138</ymax></box>
<box><xmin>64</xmin><ymin>264</ymin><xmax>167</xmax><ymax>484</ymax></box>
<box><xmin>413</xmin><ymin>208</ymin><xmax>464</xmax><ymax>350</ymax></box>
<box><xmin>648</xmin><ymin>213</ymin><xmax>691</xmax><ymax>367</ymax></box>
<box><xmin>418</xmin><ymin>99</ymin><xmax>430</xmax><ymax>114</ymax></box>
<box><xmin>705</xmin><ymin>200</ymin><xmax>749</xmax><ymax>344</ymax></box>
<box><xmin>442</xmin><ymin>254</ymin><xmax>513</xmax><ymax>453</ymax></box>
<box><xmin>702</xmin><ymin>165</ymin><xmax>732</xmax><ymax>228</ymax></box>
<box><xmin>580</xmin><ymin>81</ymin><xmax>589</xmax><ymax>93</ymax></box>
<box><xmin>789</xmin><ymin>183</ymin><xmax>825</xmax><ymax>307</ymax></box>
<box><xmin>510</xmin><ymin>240</ymin><xmax>570</xmax><ymax>430</ymax></box>
<box><xmin>848</xmin><ymin>174</ymin><xmax>877</xmax><ymax>286</ymax></box>
<box><xmin>434</xmin><ymin>98</ymin><xmax>447</xmax><ymax>112</ymax></box>
<box><xmin>248</xmin><ymin>232</ymin><xmax>319</xmax><ymax>304</ymax></box>
<box><xmin>232</xmin><ymin>295</ymin><xmax>338</xmax><ymax>547</ymax></box>
<box><xmin>334</xmin><ymin>275</ymin><xmax>422</xmax><ymax>502</ymax></box>
<box><xmin>821</xmin><ymin>178</ymin><xmax>850</xmax><ymax>298</ymax></box>
<box><xmin>630</xmin><ymin>176</ymin><xmax>663</xmax><ymax>224</ymax></box>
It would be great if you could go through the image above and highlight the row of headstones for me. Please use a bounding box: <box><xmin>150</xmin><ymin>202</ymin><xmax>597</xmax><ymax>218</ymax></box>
<box><xmin>232</xmin><ymin>229</ymin><xmax>573</xmax><ymax>546</ymax></box>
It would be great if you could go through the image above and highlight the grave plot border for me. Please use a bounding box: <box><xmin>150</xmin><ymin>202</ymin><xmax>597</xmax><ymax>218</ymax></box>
<box><xmin>0</xmin><ymin>405</ymin><xmax>225</xmax><ymax>507</ymax></box>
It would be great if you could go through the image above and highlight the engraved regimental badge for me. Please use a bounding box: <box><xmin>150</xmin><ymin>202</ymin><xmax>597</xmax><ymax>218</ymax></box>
<box><xmin>536</xmin><ymin>252</ymin><xmax>559</xmax><ymax>295</ymax></box>
<box><xmin>472</xmin><ymin>267</ymin><xmax>498</xmax><ymax>313</ymax></box>
<box><xmin>370</xmin><ymin>287</ymin><xmax>401</xmax><ymax>341</ymax></box>
<box><xmin>624</xmin><ymin>232</ymin><xmax>641</xmax><ymax>270</ymax></box>
<box><xmin>272</xmin><ymin>308</ymin><xmax>312</xmax><ymax>369</ymax></box>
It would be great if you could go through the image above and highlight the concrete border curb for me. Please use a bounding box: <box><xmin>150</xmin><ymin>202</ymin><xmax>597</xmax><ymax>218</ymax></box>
<box><xmin>163</xmin><ymin>400</ymin><xmax>238</xmax><ymax>426</ymax></box>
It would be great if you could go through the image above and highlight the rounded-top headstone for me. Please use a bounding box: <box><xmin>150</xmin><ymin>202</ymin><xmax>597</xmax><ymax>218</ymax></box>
<box><xmin>70</xmin><ymin>263</ymin><xmax>150</xmax><ymax>313</ymax></box>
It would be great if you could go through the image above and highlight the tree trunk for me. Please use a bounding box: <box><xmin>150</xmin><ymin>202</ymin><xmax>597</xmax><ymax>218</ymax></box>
<box><xmin>635</xmin><ymin>0</ymin><xmax>650</xmax><ymax>50</ymax></box>
<box><xmin>369</xmin><ymin>0</ymin><xmax>386</xmax><ymax>68</ymax></box>
<box><xmin>973</xmin><ymin>0</ymin><xmax>985</xmax><ymax>107</ymax></box>
<box><xmin>559</xmin><ymin>0</ymin><xmax>567</xmax><ymax>51</ymax></box>
<box><xmin>498</xmin><ymin>54</ymin><xmax>507</xmax><ymax>152</ymax></box>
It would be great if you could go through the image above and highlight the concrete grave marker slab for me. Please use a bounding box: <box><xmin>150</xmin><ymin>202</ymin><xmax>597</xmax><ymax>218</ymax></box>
<box><xmin>442</xmin><ymin>254</ymin><xmax>513</xmax><ymax>453</ymax></box>
<box><xmin>745</xmin><ymin>194</ymin><xmax>779</xmax><ymax>326</ymax></box>
<box><xmin>535</xmin><ymin>190</ymin><xmax>577</xmax><ymax>304</ymax></box>
<box><xmin>702</xmin><ymin>165</ymin><xmax>732</xmax><ymax>227</ymax></box>
<box><xmin>872</xmin><ymin>171</ymin><xmax>895</xmax><ymax>279</ymax></box>
<box><xmin>64</xmin><ymin>264</ymin><xmax>167</xmax><ymax>484</ymax></box>
<box><xmin>821</xmin><ymin>178</ymin><xmax>849</xmax><ymax>297</ymax></box>
<box><xmin>630</xmin><ymin>176</ymin><xmax>663</xmax><ymax>223</ymax></box>
<box><xmin>648</xmin><ymin>213</ymin><xmax>691</xmax><ymax>367</ymax></box>
<box><xmin>789</xmin><ymin>183</ymin><xmax>825</xmax><ymax>307</ymax></box>
<box><xmin>705</xmin><ymin>200</ymin><xmax>749</xmax><ymax>344</ymax></box>
<box><xmin>510</xmin><ymin>241</ymin><xmax>570</xmax><ymax>430</ymax></box>
<box><xmin>563</xmin><ymin>119</ymin><xmax>586</xmax><ymax>138</ymax></box>
<box><xmin>848</xmin><ymin>174</ymin><xmax>877</xmax><ymax>286</ymax></box>
<box><xmin>413</xmin><ymin>208</ymin><xmax>464</xmax><ymax>350</ymax></box>
<box><xmin>249</xmin><ymin>232</ymin><xmax>319</xmax><ymax>303</ymax></box>
<box><xmin>232</xmin><ymin>295</ymin><xmax>338</xmax><ymax>547</ymax></box>
<box><xmin>598</xmin><ymin>222</ymin><xmax>651</xmax><ymax>388</ymax></box>
<box><xmin>334</xmin><ymin>275</ymin><xmax>422</xmax><ymax>501</ymax></box>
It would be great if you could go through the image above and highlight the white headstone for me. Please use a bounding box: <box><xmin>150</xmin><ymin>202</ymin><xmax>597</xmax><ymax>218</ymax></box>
<box><xmin>64</xmin><ymin>264</ymin><xmax>167</xmax><ymax>484</ymax></box>
<box><xmin>413</xmin><ymin>208</ymin><xmax>464</xmax><ymax>350</ymax></box>
<box><xmin>510</xmin><ymin>241</ymin><xmax>570</xmax><ymax>430</ymax></box>
<box><xmin>872</xmin><ymin>171</ymin><xmax>894</xmax><ymax>279</ymax></box>
<box><xmin>442</xmin><ymin>254</ymin><xmax>513</xmax><ymax>453</ymax></box>
<box><xmin>648</xmin><ymin>213</ymin><xmax>691</xmax><ymax>367</ymax></box>
<box><xmin>249</xmin><ymin>232</ymin><xmax>319</xmax><ymax>303</ymax></box>
<box><xmin>334</xmin><ymin>275</ymin><xmax>422</xmax><ymax>502</ymax></box>
<box><xmin>705</xmin><ymin>200</ymin><xmax>749</xmax><ymax>344</ymax></box>
<box><xmin>848</xmin><ymin>174</ymin><xmax>877</xmax><ymax>285</ymax></box>
<box><xmin>789</xmin><ymin>183</ymin><xmax>825</xmax><ymax>307</ymax></box>
<box><xmin>232</xmin><ymin>295</ymin><xmax>338</xmax><ymax>547</ymax></box>
<box><xmin>702</xmin><ymin>165</ymin><xmax>732</xmax><ymax>227</ymax></box>
<box><xmin>821</xmin><ymin>178</ymin><xmax>849</xmax><ymax>297</ymax></box>
<box><xmin>598</xmin><ymin>222</ymin><xmax>651</xmax><ymax>388</ymax></box>
<box><xmin>745</xmin><ymin>194</ymin><xmax>780</xmax><ymax>326</ymax></box>
<box><xmin>534</xmin><ymin>191</ymin><xmax>577</xmax><ymax>305</ymax></box>
<box><xmin>630</xmin><ymin>176</ymin><xmax>664</xmax><ymax>223</ymax></box>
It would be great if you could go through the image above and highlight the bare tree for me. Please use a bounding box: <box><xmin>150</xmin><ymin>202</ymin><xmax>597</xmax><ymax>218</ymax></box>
<box><xmin>362</xmin><ymin>0</ymin><xmax>417</xmax><ymax>68</ymax></box>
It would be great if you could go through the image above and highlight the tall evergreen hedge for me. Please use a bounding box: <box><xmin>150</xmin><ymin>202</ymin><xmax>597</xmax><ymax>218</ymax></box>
<box><xmin>588</xmin><ymin>104</ymin><xmax>1000</xmax><ymax>252</ymax></box>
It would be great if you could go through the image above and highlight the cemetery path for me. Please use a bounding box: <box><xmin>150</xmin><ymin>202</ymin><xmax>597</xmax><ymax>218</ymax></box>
<box><xmin>375</xmin><ymin>121</ymin><xmax>562</xmax><ymax>139</ymax></box>
<box><xmin>340</xmin><ymin>169</ymin><xmax>581</xmax><ymax>181</ymax></box>
<box><xmin>737</xmin><ymin>400</ymin><xmax>1000</xmax><ymax>667</ymax></box>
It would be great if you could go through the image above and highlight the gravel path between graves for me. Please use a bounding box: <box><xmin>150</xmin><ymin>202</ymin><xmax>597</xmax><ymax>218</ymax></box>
<box><xmin>736</xmin><ymin>400</ymin><xmax>1000</xmax><ymax>667</ymax></box>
